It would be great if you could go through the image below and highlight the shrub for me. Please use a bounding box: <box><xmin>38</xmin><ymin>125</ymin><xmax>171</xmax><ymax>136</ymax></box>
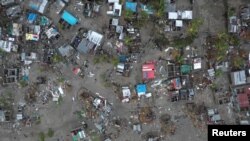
<box><xmin>38</xmin><ymin>132</ymin><xmax>45</xmax><ymax>141</ymax></box>
<box><xmin>47</xmin><ymin>128</ymin><xmax>54</xmax><ymax>137</ymax></box>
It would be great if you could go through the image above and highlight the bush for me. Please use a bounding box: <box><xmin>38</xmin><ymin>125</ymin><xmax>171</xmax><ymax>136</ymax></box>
<box><xmin>57</xmin><ymin>77</ymin><xmax>65</xmax><ymax>83</ymax></box>
<box><xmin>74</xmin><ymin>110</ymin><xmax>84</xmax><ymax>119</ymax></box>
<box><xmin>149</xmin><ymin>0</ymin><xmax>165</xmax><ymax>18</ymax></box>
<box><xmin>0</xmin><ymin>48</ymin><xmax>6</xmax><ymax>56</ymax></box>
<box><xmin>210</xmin><ymin>83</ymin><xmax>218</xmax><ymax>91</ymax></box>
<box><xmin>140</xmin><ymin>10</ymin><xmax>149</xmax><ymax>21</ymax></box>
<box><xmin>47</xmin><ymin>128</ymin><xmax>54</xmax><ymax>137</ymax></box>
<box><xmin>154</xmin><ymin>35</ymin><xmax>169</xmax><ymax>47</ymax></box>
<box><xmin>187</xmin><ymin>19</ymin><xmax>203</xmax><ymax>37</ymax></box>
<box><xmin>228</xmin><ymin>7</ymin><xmax>236</xmax><ymax>17</ymax></box>
<box><xmin>38</xmin><ymin>132</ymin><xmax>45</xmax><ymax>141</ymax></box>
<box><xmin>172</xmin><ymin>36</ymin><xmax>195</xmax><ymax>48</ymax></box>
<box><xmin>111</xmin><ymin>57</ymin><xmax>119</xmax><ymax>66</ymax></box>
<box><xmin>125</xmin><ymin>10</ymin><xmax>134</xmax><ymax>21</ymax></box>
<box><xmin>214</xmin><ymin>33</ymin><xmax>230</xmax><ymax>61</ymax></box>
<box><xmin>124</xmin><ymin>36</ymin><xmax>133</xmax><ymax>46</ymax></box>
<box><xmin>34</xmin><ymin>116</ymin><xmax>41</xmax><ymax>125</ymax></box>
<box><xmin>229</xmin><ymin>34</ymin><xmax>240</xmax><ymax>46</ymax></box>
<box><xmin>93</xmin><ymin>56</ymin><xmax>101</xmax><ymax>64</ymax></box>
<box><xmin>100</xmin><ymin>73</ymin><xmax>112</xmax><ymax>87</ymax></box>
<box><xmin>215</xmin><ymin>69</ymin><xmax>223</xmax><ymax>77</ymax></box>
<box><xmin>19</xmin><ymin>80</ymin><xmax>28</xmax><ymax>88</ymax></box>
<box><xmin>232</xmin><ymin>56</ymin><xmax>244</xmax><ymax>69</ymax></box>
<box><xmin>52</xmin><ymin>54</ymin><xmax>63</xmax><ymax>63</ymax></box>
<box><xmin>0</xmin><ymin>93</ymin><xmax>13</xmax><ymax>109</ymax></box>
<box><xmin>135</xmin><ymin>11</ymin><xmax>149</xmax><ymax>27</ymax></box>
<box><xmin>58</xmin><ymin>95</ymin><xmax>63</xmax><ymax>105</ymax></box>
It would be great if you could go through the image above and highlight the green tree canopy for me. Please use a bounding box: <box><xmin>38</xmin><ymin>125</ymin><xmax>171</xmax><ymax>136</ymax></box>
<box><xmin>147</xmin><ymin>0</ymin><xmax>165</xmax><ymax>18</ymax></box>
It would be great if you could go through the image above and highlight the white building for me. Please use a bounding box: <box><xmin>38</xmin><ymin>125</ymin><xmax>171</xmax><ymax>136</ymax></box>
<box><xmin>107</xmin><ymin>0</ymin><xmax>122</xmax><ymax>16</ymax></box>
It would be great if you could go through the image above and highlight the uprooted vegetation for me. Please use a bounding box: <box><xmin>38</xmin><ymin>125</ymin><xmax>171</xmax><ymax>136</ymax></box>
<box><xmin>78</xmin><ymin>89</ymin><xmax>99</xmax><ymax>119</ymax></box>
<box><xmin>160</xmin><ymin>113</ymin><xmax>176</xmax><ymax>135</ymax></box>
<box><xmin>139</xmin><ymin>106</ymin><xmax>155</xmax><ymax>123</ymax></box>
<box><xmin>171</xmin><ymin>19</ymin><xmax>203</xmax><ymax>48</ymax></box>
<box><xmin>25</xmin><ymin>85</ymin><xmax>38</xmax><ymax>104</ymax></box>
<box><xmin>183</xmin><ymin>103</ymin><xmax>207</xmax><ymax>130</ymax></box>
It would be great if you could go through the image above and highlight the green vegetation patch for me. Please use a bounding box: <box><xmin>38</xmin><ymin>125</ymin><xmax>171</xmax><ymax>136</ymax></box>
<box><xmin>149</xmin><ymin>0</ymin><xmax>165</xmax><ymax>18</ymax></box>
<box><xmin>38</xmin><ymin>132</ymin><xmax>46</xmax><ymax>141</ymax></box>
<box><xmin>94</xmin><ymin>54</ymin><xmax>119</xmax><ymax>66</ymax></box>
<box><xmin>90</xmin><ymin>132</ymin><xmax>101</xmax><ymax>141</ymax></box>
<box><xmin>187</xmin><ymin>19</ymin><xmax>203</xmax><ymax>37</ymax></box>
<box><xmin>47</xmin><ymin>128</ymin><xmax>54</xmax><ymax>137</ymax></box>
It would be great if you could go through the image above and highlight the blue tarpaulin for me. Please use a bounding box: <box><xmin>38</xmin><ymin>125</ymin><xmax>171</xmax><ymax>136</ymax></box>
<box><xmin>119</xmin><ymin>55</ymin><xmax>127</xmax><ymax>63</ymax></box>
<box><xmin>28</xmin><ymin>13</ymin><xmax>37</xmax><ymax>23</ymax></box>
<box><xmin>136</xmin><ymin>84</ymin><xmax>146</xmax><ymax>96</ymax></box>
<box><xmin>61</xmin><ymin>10</ymin><xmax>78</xmax><ymax>25</ymax></box>
<box><xmin>126</xmin><ymin>2</ymin><xmax>137</xmax><ymax>12</ymax></box>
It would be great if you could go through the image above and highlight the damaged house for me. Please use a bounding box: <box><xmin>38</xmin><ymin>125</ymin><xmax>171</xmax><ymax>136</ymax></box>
<box><xmin>116</xmin><ymin>55</ymin><xmax>130</xmax><ymax>77</ymax></box>
<box><xmin>52</xmin><ymin>0</ymin><xmax>67</xmax><ymax>14</ymax></box>
<box><xmin>11</xmin><ymin>23</ymin><xmax>23</xmax><ymax>37</ymax></box>
<box><xmin>109</xmin><ymin>18</ymin><xmax>124</xmax><ymax>40</ymax></box>
<box><xmin>45</xmin><ymin>27</ymin><xmax>60</xmax><ymax>40</ymax></box>
<box><xmin>0</xmin><ymin>110</ymin><xmax>6</xmax><ymax>122</ymax></box>
<box><xmin>6</xmin><ymin>5</ymin><xmax>22</xmax><ymax>18</ymax></box>
<box><xmin>3</xmin><ymin>68</ymin><xmax>20</xmax><ymax>84</ymax></box>
<box><xmin>28</xmin><ymin>0</ymin><xmax>48</xmax><ymax>14</ymax></box>
<box><xmin>240</xmin><ymin>5</ymin><xmax>250</xmax><ymax>20</ymax></box>
<box><xmin>0</xmin><ymin>40</ymin><xmax>18</xmax><ymax>52</ymax></box>
<box><xmin>58</xmin><ymin>44</ymin><xmax>75</xmax><ymax>58</ymax></box>
<box><xmin>107</xmin><ymin>0</ymin><xmax>122</xmax><ymax>17</ymax></box>
<box><xmin>71</xmin><ymin>127</ymin><xmax>87</xmax><ymax>141</ymax></box>
<box><xmin>136</xmin><ymin>84</ymin><xmax>151</xmax><ymax>98</ymax></box>
<box><xmin>228</xmin><ymin>16</ymin><xmax>239</xmax><ymax>33</ymax></box>
<box><xmin>21</xmin><ymin>52</ymin><xmax>38</xmax><ymax>65</ymax></box>
<box><xmin>167</xmin><ymin>64</ymin><xmax>180</xmax><ymax>78</ymax></box>
<box><xmin>207</xmin><ymin>108</ymin><xmax>223</xmax><ymax>124</ymax></box>
<box><xmin>167</xmin><ymin>10</ymin><xmax>193</xmax><ymax>31</ymax></box>
<box><xmin>142</xmin><ymin>62</ymin><xmax>155</xmax><ymax>81</ymax></box>
<box><xmin>230</xmin><ymin>70</ymin><xmax>249</xmax><ymax>87</ymax></box>
<box><xmin>136</xmin><ymin>84</ymin><xmax>146</xmax><ymax>97</ymax></box>
<box><xmin>77</xmin><ymin>30</ymin><xmax>103</xmax><ymax>54</ymax></box>
<box><xmin>232</xmin><ymin>86</ymin><xmax>250</xmax><ymax>111</ymax></box>
<box><xmin>239</xmin><ymin>5</ymin><xmax>250</xmax><ymax>40</ymax></box>
<box><xmin>121</xmin><ymin>86</ymin><xmax>131</xmax><ymax>103</ymax></box>
<box><xmin>25</xmin><ymin>25</ymin><xmax>41</xmax><ymax>41</ymax></box>
<box><xmin>1</xmin><ymin>0</ymin><xmax>15</xmax><ymax>6</ymax></box>
<box><xmin>193</xmin><ymin>58</ymin><xmax>202</xmax><ymax>70</ymax></box>
<box><xmin>169</xmin><ymin>78</ymin><xmax>182</xmax><ymax>90</ymax></box>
